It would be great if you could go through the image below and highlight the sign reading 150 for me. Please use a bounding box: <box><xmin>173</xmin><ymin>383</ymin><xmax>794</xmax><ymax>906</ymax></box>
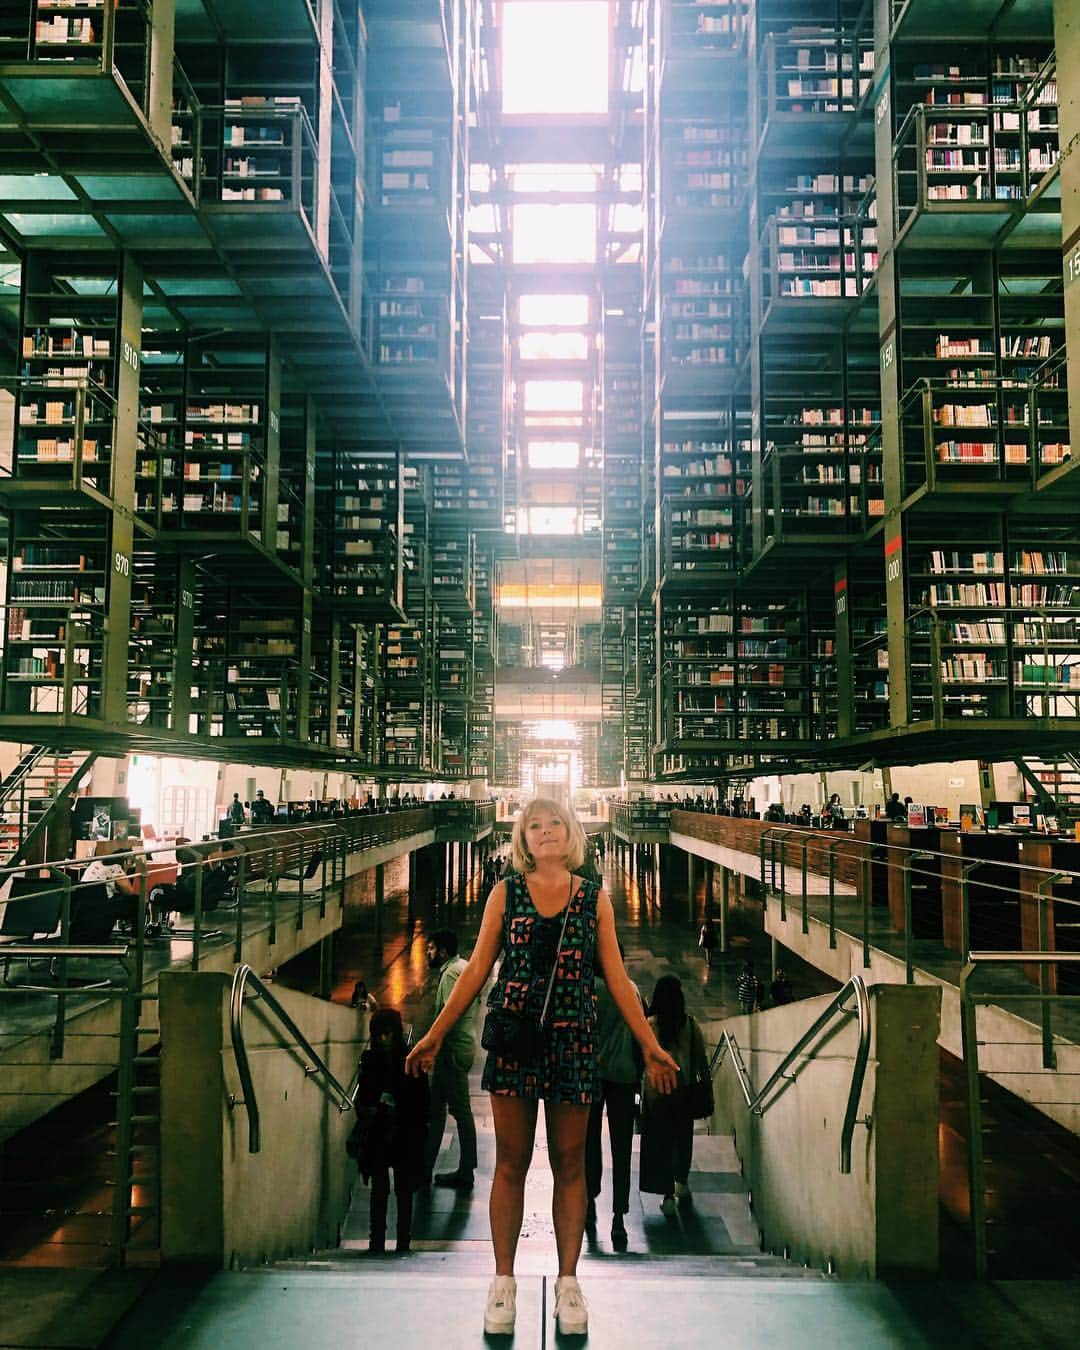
<box><xmin>1067</xmin><ymin>245</ymin><xmax>1080</xmax><ymax>288</ymax></box>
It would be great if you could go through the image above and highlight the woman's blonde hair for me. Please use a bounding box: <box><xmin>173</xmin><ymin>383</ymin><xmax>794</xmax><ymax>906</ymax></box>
<box><xmin>510</xmin><ymin>797</ymin><xmax>587</xmax><ymax>874</ymax></box>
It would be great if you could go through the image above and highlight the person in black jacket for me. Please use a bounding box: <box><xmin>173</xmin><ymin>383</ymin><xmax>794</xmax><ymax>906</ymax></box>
<box><xmin>352</xmin><ymin>1007</ymin><xmax>430</xmax><ymax>1255</ymax></box>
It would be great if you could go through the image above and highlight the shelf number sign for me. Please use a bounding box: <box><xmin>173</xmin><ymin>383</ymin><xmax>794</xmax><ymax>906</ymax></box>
<box><xmin>121</xmin><ymin>340</ymin><xmax>139</xmax><ymax>374</ymax></box>
<box><xmin>1066</xmin><ymin>244</ymin><xmax>1080</xmax><ymax>290</ymax></box>
<box><xmin>881</xmin><ymin>339</ymin><xmax>895</xmax><ymax>374</ymax></box>
<box><xmin>875</xmin><ymin>86</ymin><xmax>889</xmax><ymax>128</ymax></box>
<box><xmin>180</xmin><ymin>589</ymin><xmax>193</xmax><ymax>610</ymax></box>
<box><xmin>114</xmin><ymin>550</ymin><xmax>130</xmax><ymax>578</ymax></box>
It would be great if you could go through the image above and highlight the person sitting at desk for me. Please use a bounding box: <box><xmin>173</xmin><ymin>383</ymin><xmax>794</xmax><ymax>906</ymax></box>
<box><xmin>884</xmin><ymin>792</ymin><xmax>907</xmax><ymax>823</ymax></box>
<box><xmin>79</xmin><ymin>845</ymin><xmax>143</xmax><ymax>937</ymax></box>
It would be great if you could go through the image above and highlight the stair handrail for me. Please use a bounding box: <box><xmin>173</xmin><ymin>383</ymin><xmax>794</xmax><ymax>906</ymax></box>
<box><xmin>6</xmin><ymin>751</ymin><xmax>98</xmax><ymax>868</ymax></box>
<box><xmin>229</xmin><ymin>963</ymin><xmax>354</xmax><ymax>1154</ymax></box>
<box><xmin>0</xmin><ymin>745</ymin><xmax>49</xmax><ymax>812</ymax></box>
<box><xmin>712</xmin><ymin>975</ymin><xmax>871</xmax><ymax>1174</ymax></box>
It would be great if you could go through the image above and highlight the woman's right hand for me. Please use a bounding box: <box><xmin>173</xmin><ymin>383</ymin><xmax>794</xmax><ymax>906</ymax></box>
<box><xmin>643</xmin><ymin>1042</ymin><xmax>680</xmax><ymax>1095</ymax></box>
<box><xmin>405</xmin><ymin>1032</ymin><xmax>441</xmax><ymax>1077</ymax></box>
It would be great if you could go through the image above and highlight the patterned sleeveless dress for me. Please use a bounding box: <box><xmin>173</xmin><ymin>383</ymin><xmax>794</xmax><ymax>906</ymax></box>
<box><xmin>481</xmin><ymin>872</ymin><xmax>600</xmax><ymax>1105</ymax></box>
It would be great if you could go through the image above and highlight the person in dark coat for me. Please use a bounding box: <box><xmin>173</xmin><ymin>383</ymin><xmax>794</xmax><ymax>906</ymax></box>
<box><xmin>638</xmin><ymin>975</ymin><xmax>707</xmax><ymax>1217</ymax></box>
<box><xmin>352</xmin><ymin>1007</ymin><xmax>430</xmax><ymax>1254</ymax></box>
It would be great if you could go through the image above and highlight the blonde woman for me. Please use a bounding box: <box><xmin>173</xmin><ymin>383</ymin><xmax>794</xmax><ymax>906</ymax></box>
<box><xmin>406</xmin><ymin>797</ymin><xmax>680</xmax><ymax>1337</ymax></box>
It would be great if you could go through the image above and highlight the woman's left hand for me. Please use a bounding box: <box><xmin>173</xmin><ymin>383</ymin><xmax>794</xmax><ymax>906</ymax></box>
<box><xmin>644</xmin><ymin>1043</ymin><xmax>680</xmax><ymax>1095</ymax></box>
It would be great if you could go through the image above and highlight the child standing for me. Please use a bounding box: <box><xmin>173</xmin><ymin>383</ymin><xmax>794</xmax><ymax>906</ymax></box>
<box><xmin>351</xmin><ymin>1007</ymin><xmax>430</xmax><ymax>1254</ymax></box>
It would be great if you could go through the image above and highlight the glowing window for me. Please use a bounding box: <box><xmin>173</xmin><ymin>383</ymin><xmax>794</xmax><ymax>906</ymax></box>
<box><xmin>519</xmin><ymin>294</ymin><xmax>590</xmax><ymax>327</ymax></box>
<box><xmin>609</xmin><ymin>203</ymin><xmax>642</xmax><ymax>234</ymax></box>
<box><xmin>525</xmin><ymin>720</ymin><xmax>580</xmax><ymax>742</ymax></box>
<box><xmin>468</xmin><ymin>203</ymin><xmax>498</xmax><ymax>235</ymax></box>
<box><xmin>513</xmin><ymin>204</ymin><xmax>596</xmax><ymax>264</ymax></box>
<box><xmin>518</xmin><ymin>506</ymin><xmax>581</xmax><ymax>534</ymax></box>
<box><xmin>618</xmin><ymin>163</ymin><xmax>642</xmax><ymax>193</ymax></box>
<box><xmin>519</xmin><ymin>331</ymin><xmax>589</xmax><ymax>361</ymax></box>
<box><xmin>510</xmin><ymin>164</ymin><xmax>600</xmax><ymax>194</ymax></box>
<box><xmin>524</xmin><ymin>380</ymin><xmax>584</xmax><ymax>412</ymax></box>
<box><xmin>503</xmin><ymin>3</ymin><xmax>609</xmax><ymax>116</ymax></box>
<box><xmin>527</xmin><ymin>442</ymin><xmax>581</xmax><ymax>469</ymax></box>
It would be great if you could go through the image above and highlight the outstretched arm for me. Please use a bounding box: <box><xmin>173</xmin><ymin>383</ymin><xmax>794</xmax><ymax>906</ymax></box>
<box><xmin>405</xmin><ymin>881</ymin><xmax>507</xmax><ymax>1076</ymax></box>
<box><xmin>594</xmin><ymin>889</ymin><xmax>679</xmax><ymax>1094</ymax></box>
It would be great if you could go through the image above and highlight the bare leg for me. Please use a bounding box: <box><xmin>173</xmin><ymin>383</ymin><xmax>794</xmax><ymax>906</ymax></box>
<box><xmin>545</xmin><ymin>1101</ymin><xmax>591</xmax><ymax>1278</ymax></box>
<box><xmin>489</xmin><ymin>1095</ymin><xmax>539</xmax><ymax>1276</ymax></box>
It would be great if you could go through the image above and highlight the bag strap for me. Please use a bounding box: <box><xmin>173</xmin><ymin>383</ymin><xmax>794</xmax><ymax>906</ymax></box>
<box><xmin>538</xmin><ymin>875</ymin><xmax>575</xmax><ymax>1028</ymax></box>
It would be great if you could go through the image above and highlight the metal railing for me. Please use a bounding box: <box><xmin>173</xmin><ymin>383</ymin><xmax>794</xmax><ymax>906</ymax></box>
<box><xmin>750</xmin><ymin>821</ymin><xmax>1080</xmax><ymax>983</ymax></box>
<box><xmin>899</xmin><ymin>376</ymin><xmax>1070</xmax><ymax>498</ymax></box>
<box><xmin>960</xmin><ymin>951</ymin><xmax>1080</xmax><ymax>1279</ymax></box>
<box><xmin>0</xmin><ymin>375</ymin><xmax>118</xmax><ymax>497</ymax></box>
<box><xmin>712</xmin><ymin>975</ymin><xmax>872</xmax><ymax>1173</ymax></box>
<box><xmin>893</xmin><ymin>100</ymin><xmax>1058</xmax><ymax>236</ymax></box>
<box><xmin>0</xmin><ymin>808</ymin><xmax>457</xmax><ymax>1056</ymax></box>
<box><xmin>228</xmin><ymin>963</ymin><xmax>354</xmax><ymax>1154</ymax></box>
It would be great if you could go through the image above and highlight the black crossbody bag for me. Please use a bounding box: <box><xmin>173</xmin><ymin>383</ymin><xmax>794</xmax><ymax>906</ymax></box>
<box><xmin>481</xmin><ymin>877</ymin><xmax>573</xmax><ymax>1065</ymax></box>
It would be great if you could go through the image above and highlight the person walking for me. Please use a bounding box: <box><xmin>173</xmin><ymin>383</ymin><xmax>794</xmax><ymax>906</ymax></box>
<box><xmin>770</xmin><ymin>968</ymin><xmax>794</xmax><ymax>1006</ymax></box>
<box><xmin>250</xmin><ymin>788</ymin><xmax>275</xmax><ymax>826</ymax></box>
<box><xmin>422</xmin><ymin>928</ymin><xmax>479</xmax><ymax>1192</ymax></box>
<box><xmin>639</xmin><ymin>975</ymin><xmax>708</xmax><ymax>1217</ymax></box>
<box><xmin>350</xmin><ymin>978</ymin><xmax>377</xmax><ymax>1012</ymax></box>
<box><xmin>736</xmin><ymin>960</ymin><xmax>761</xmax><ymax>1015</ymax></box>
<box><xmin>228</xmin><ymin>793</ymin><xmax>245</xmax><ymax>826</ymax></box>
<box><xmin>584</xmin><ymin>948</ymin><xmax>643</xmax><ymax>1250</ymax></box>
<box><xmin>698</xmin><ymin>916</ymin><xmax>718</xmax><ymax>968</ymax></box>
<box><xmin>351</xmin><ymin>1008</ymin><xmax>430</xmax><ymax>1255</ymax></box>
<box><xmin>406</xmin><ymin>797</ymin><xmax>679</xmax><ymax>1338</ymax></box>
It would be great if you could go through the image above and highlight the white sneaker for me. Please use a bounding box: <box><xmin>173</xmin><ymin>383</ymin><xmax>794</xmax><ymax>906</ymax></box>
<box><xmin>484</xmin><ymin>1275</ymin><xmax>517</xmax><ymax>1335</ymax></box>
<box><xmin>554</xmin><ymin>1276</ymin><xmax>588</xmax><ymax>1336</ymax></box>
<box><xmin>660</xmin><ymin>1194</ymin><xmax>677</xmax><ymax>1217</ymax></box>
<box><xmin>675</xmin><ymin>1181</ymin><xmax>692</xmax><ymax>1201</ymax></box>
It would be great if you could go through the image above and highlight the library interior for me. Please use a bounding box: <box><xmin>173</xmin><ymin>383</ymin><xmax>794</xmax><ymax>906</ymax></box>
<box><xmin>0</xmin><ymin>0</ymin><xmax>1078</xmax><ymax>1345</ymax></box>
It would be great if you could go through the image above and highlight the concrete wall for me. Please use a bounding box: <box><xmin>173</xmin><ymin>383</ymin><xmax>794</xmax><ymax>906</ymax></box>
<box><xmin>766</xmin><ymin>895</ymin><xmax>1080</xmax><ymax>1136</ymax></box>
<box><xmin>159</xmin><ymin>971</ymin><xmax>367</xmax><ymax>1267</ymax></box>
<box><xmin>709</xmin><ymin>983</ymin><xmax>941</xmax><ymax>1279</ymax></box>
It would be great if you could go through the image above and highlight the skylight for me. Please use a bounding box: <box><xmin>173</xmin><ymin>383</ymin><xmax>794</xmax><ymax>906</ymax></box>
<box><xmin>513</xmin><ymin>204</ymin><xmax>596</xmax><ymax>264</ymax></box>
<box><xmin>519</xmin><ymin>294</ymin><xmax>590</xmax><ymax>326</ymax></box>
<box><xmin>502</xmin><ymin>3</ymin><xmax>609</xmax><ymax>116</ymax></box>
<box><xmin>527</xmin><ymin>441</ymin><xmax>582</xmax><ymax>469</ymax></box>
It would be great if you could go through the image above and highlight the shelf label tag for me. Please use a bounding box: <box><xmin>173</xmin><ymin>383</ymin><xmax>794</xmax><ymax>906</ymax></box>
<box><xmin>880</xmin><ymin>338</ymin><xmax>895</xmax><ymax>373</ymax></box>
<box><xmin>874</xmin><ymin>82</ymin><xmax>889</xmax><ymax>128</ymax></box>
<box><xmin>885</xmin><ymin>533</ymin><xmax>902</xmax><ymax>584</ymax></box>
<box><xmin>113</xmin><ymin>550</ymin><xmax>130</xmax><ymax>578</ymax></box>
<box><xmin>180</xmin><ymin>589</ymin><xmax>193</xmax><ymax>610</ymax></box>
<box><xmin>269</xmin><ymin>409</ymin><xmax>280</xmax><ymax>434</ymax></box>
<box><xmin>121</xmin><ymin>340</ymin><xmax>139</xmax><ymax>374</ymax></box>
<box><xmin>1065</xmin><ymin>242</ymin><xmax>1080</xmax><ymax>290</ymax></box>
